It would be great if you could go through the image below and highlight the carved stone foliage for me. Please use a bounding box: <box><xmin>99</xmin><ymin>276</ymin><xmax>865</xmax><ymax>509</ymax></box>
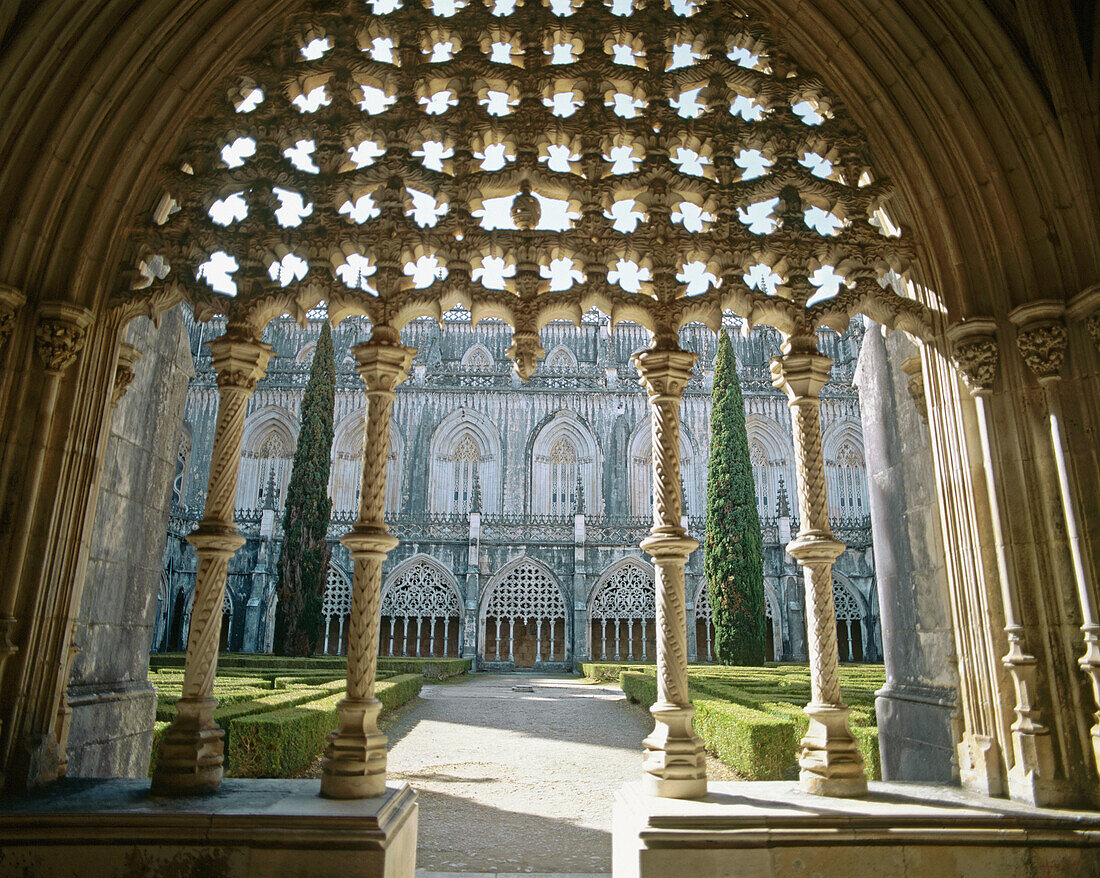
<box><xmin>35</xmin><ymin>317</ymin><xmax>87</xmax><ymax>374</ymax></box>
<box><xmin>0</xmin><ymin>285</ymin><xmax>26</xmax><ymax>348</ymax></box>
<box><xmin>1016</xmin><ymin>322</ymin><xmax>1067</xmax><ymax>382</ymax></box>
<box><xmin>591</xmin><ymin>562</ymin><xmax>655</xmax><ymax>621</ymax></box>
<box><xmin>951</xmin><ymin>336</ymin><xmax>998</xmax><ymax>394</ymax></box>
<box><xmin>126</xmin><ymin>0</ymin><xmax>926</xmax><ymax>351</ymax></box>
<box><xmin>486</xmin><ymin>562</ymin><xmax>565</xmax><ymax>621</ymax></box>
<box><xmin>382</xmin><ymin>561</ymin><xmax>460</xmax><ymax>618</ymax></box>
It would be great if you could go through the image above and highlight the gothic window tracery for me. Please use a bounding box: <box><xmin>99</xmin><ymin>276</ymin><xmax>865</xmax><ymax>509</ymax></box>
<box><xmin>320</xmin><ymin>565</ymin><xmax>352</xmax><ymax>655</ymax></box>
<box><xmin>547</xmin><ymin>435</ymin><xmax>578</xmax><ymax>516</ymax></box>
<box><xmin>484</xmin><ymin>562</ymin><xmax>566</xmax><ymax>667</ymax></box>
<box><xmin>381</xmin><ymin>561</ymin><xmax>460</xmax><ymax>658</ymax></box>
<box><xmin>750</xmin><ymin>440</ymin><xmax>770</xmax><ymax>515</ymax></box>
<box><xmin>172</xmin><ymin>432</ymin><xmax>191</xmax><ymax>507</ymax></box>
<box><xmin>451</xmin><ymin>434</ymin><xmax>481</xmax><ymax>513</ymax></box>
<box><xmin>833</xmin><ymin>580</ymin><xmax>864</xmax><ymax>662</ymax></box>
<box><xmin>256</xmin><ymin>433</ymin><xmax>289</xmax><ymax>507</ymax></box>
<box><xmin>590</xmin><ymin>562</ymin><xmax>655</xmax><ymax>662</ymax></box>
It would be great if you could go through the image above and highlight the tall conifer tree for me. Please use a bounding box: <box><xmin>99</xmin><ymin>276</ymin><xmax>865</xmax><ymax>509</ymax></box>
<box><xmin>704</xmin><ymin>331</ymin><xmax>766</xmax><ymax>664</ymax></box>
<box><xmin>273</xmin><ymin>320</ymin><xmax>336</xmax><ymax>656</ymax></box>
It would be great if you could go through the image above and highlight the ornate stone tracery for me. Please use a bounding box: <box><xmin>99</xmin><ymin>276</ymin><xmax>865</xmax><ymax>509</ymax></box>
<box><xmin>126</xmin><ymin>0</ymin><xmax>926</xmax><ymax>351</ymax></box>
<box><xmin>381</xmin><ymin>559</ymin><xmax>461</xmax><ymax>657</ymax></box>
<box><xmin>483</xmin><ymin>560</ymin><xmax>566</xmax><ymax>665</ymax></box>
<box><xmin>590</xmin><ymin>561</ymin><xmax>655</xmax><ymax>661</ymax></box>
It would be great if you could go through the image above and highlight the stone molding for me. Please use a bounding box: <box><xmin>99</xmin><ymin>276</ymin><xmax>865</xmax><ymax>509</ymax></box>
<box><xmin>0</xmin><ymin>285</ymin><xmax>26</xmax><ymax>348</ymax></box>
<box><xmin>1067</xmin><ymin>284</ymin><xmax>1100</xmax><ymax>354</ymax></box>
<box><xmin>946</xmin><ymin>319</ymin><xmax>999</xmax><ymax>396</ymax></box>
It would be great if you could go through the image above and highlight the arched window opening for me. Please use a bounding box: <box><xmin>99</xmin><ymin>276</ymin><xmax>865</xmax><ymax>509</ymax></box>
<box><xmin>381</xmin><ymin>561</ymin><xmax>460</xmax><ymax>658</ymax></box>
<box><xmin>452</xmin><ymin>434</ymin><xmax>481</xmax><ymax>514</ymax></box>
<box><xmin>695</xmin><ymin>585</ymin><xmax>714</xmax><ymax>663</ymax></box>
<box><xmin>172</xmin><ymin>433</ymin><xmax>191</xmax><ymax>507</ymax></box>
<box><xmin>219</xmin><ymin>591</ymin><xmax>233</xmax><ymax>652</ymax></box>
<box><xmin>834</xmin><ymin>581</ymin><xmax>864</xmax><ymax>662</ymax></box>
<box><xmin>750</xmin><ymin>440</ymin><xmax>770</xmax><ymax>517</ymax></box>
<box><xmin>484</xmin><ymin>563</ymin><xmax>566</xmax><ymax>667</ymax></box>
<box><xmin>827</xmin><ymin>440</ymin><xmax>866</xmax><ymax>520</ymax></box>
<box><xmin>463</xmin><ymin>345</ymin><xmax>492</xmax><ymax>368</ymax></box>
<box><xmin>256</xmin><ymin>433</ymin><xmax>289</xmax><ymax>507</ymax></box>
<box><xmin>545</xmin><ymin>347</ymin><xmax>576</xmax><ymax>371</ymax></box>
<box><xmin>547</xmin><ymin>436</ymin><xmax>577</xmax><ymax>517</ymax></box>
<box><xmin>590</xmin><ymin>563</ymin><xmax>655</xmax><ymax>663</ymax></box>
<box><xmin>320</xmin><ymin>565</ymin><xmax>352</xmax><ymax>655</ymax></box>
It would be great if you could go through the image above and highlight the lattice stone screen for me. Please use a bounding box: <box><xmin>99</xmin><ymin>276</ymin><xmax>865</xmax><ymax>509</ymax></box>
<box><xmin>321</xmin><ymin>565</ymin><xmax>353</xmax><ymax>654</ymax></box>
<box><xmin>590</xmin><ymin>563</ymin><xmax>655</xmax><ymax>661</ymax></box>
<box><xmin>484</xmin><ymin>562</ymin><xmax>566</xmax><ymax>665</ymax></box>
<box><xmin>382</xmin><ymin>561</ymin><xmax>461</xmax><ymax>657</ymax></box>
<box><xmin>833</xmin><ymin>581</ymin><xmax>864</xmax><ymax>662</ymax></box>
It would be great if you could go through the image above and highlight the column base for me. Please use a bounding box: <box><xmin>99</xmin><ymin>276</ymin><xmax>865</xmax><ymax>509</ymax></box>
<box><xmin>320</xmin><ymin>697</ymin><xmax>388</xmax><ymax>799</ymax></box>
<box><xmin>798</xmin><ymin>703</ymin><xmax>868</xmax><ymax>797</ymax></box>
<box><xmin>149</xmin><ymin>697</ymin><xmax>224</xmax><ymax>797</ymax></box>
<box><xmin>642</xmin><ymin>702</ymin><xmax>707</xmax><ymax>799</ymax></box>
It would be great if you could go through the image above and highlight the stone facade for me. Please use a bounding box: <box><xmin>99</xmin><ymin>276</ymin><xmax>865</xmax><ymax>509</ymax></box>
<box><xmin>65</xmin><ymin>312</ymin><xmax>193</xmax><ymax>777</ymax></box>
<box><xmin>158</xmin><ymin>308</ymin><xmax>878</xmax><ymax>669</ymax></box>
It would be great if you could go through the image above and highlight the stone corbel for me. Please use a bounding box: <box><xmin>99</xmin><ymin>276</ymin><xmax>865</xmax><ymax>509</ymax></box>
<box><xmin>34</xmin><ymin>302</ymin><xmax>94</xmax><ymax>374</ymax></box>
<box><xmin>0</xmin><ymin>285</ymin><xmax>27</xmax><ymax>348</ymax></box>
<box><xmin>899</xmin><ymin>355</ymin><xmax>927</xmax><ymax>420</ymax></box>
<box><xmin>946</xmin><ymin>318</ymin><xmax>999</xmax><ymax>396</ymax></box>
<box><xmin>110</xmin><ymin>343</ymin><xmax>143</xmax><ymax>408</ymax></box>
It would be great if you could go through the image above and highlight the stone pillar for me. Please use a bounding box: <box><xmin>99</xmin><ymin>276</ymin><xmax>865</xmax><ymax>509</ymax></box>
<box><xmin>632</xmin><ymin>346</ymin><xmax>707</xmax><ymax>799</ymax></box>
<box><xmin>771</xmin><ymin>343</ymin><xmax>867</xmax><ymax>797</ymax></box>
<box><xmin>948</xmin><ymin>321</ymin><xmax>1059</xmax><ymax>805</ymax></box>
<box><xmin>151</xmin><ymin>327</ymin><xmax>271</xmax><ymax>796</ymax></box>
<box><xmin>321</xmin><ymin>326</ymin><xmax>413</xmax><ymax>799</ymax></box>
<box><xmin>1012</xmin><ymin>301</ymin><xmax>1100</xmax><ymax>775</ymax></box>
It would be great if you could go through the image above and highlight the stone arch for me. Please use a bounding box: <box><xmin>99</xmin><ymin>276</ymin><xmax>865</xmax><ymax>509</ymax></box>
<box><xmin>528</xmin><ymin>411</ymin><xmax>601</xmax><ymax>516</ymax></box>
<box><xmin>236</xmin><ymin>406</ymin><xmax>298</xmax><ymax>510</ymax></box>
<box><xmin>381</xmin><ymin>555</ymin><xmax>462</xmax><ymax>658</ymax></box>
<box><xmin>588</xmin><ymin>558</ymin><xmax>656</xmax><ymax>663</ymax></box>
<box><xmin>329</xmin><ymin>411</ymin><xmax>403</xmax><ymax>515</ymax></box>
<box><xmin>295</xmin><ymin>340</ymin><xmax>317</xmax><ymax>367</ymax></box>
<box><xmin>626</xmin><ymin>418</ymin><xmax>698</xmax><ymax>517</ymax></box>
<box><xmin>318</xmin><ymin>562</ymin><xmax>352</xmax><ymax>656</ymax></box>
<box><xmin>543</xmin><ymin>344</ymin><xmax>577</xmax><ymax>371</ymax></box>
<box><xmin>693</xmin><ymin>578</ymin><xmax>781</xmax><ymax>663</ymax></box>
<box><xmin>480</xmin><ymin>557</ymin><xmax>568</xmax><ymax>667</ymax></box>
<box><xmin>171</xmin><ymin>422</ymin><xmax>193</xmax><ymax>508</ymax></box>
<box><xmin>219</xmin><ymin>589</ymin><xmax>234</xmax><ymax>652</ymax></box>
<box><xmin>832</xmin><ymin>572</ymin><xmax>869</xmax><ymax>663</ymax></box>
<box><xmin>427</xmin><ymin>408</ymin><xmax>503</xmax><ymax>514</ymax></box>
<box><xmin>746</xmin><ymin>414</ymin><xmax>795</xmax><ymax>520</ymax></box>
<box><xmin>460</xmin><ymin>342</ymin><xmax>493</xmax><ymax>368</ymax></box>
<box><xmin>822</xmin><ymin>422</ymin><xmax>868</xmax><ymax>520</ymax></box>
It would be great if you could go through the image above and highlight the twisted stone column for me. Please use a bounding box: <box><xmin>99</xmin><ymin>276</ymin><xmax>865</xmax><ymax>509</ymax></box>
<box><xmin>1013</xmin><ymin>300</ymin><xmax>1100</xmax><ymax>775</ymax></box>
<box><xmin>771</xmin><ymin>346</ymin><xmax>867</xmax><ymax>797</ymax></box>
<box><xmin>151</xmin><ymin>328</ymin><xmax>271</xmax><ymax>796</ymax></box>
<box><xmin>321</xmin><ymin>326</ymin><xmax>414</xmax><ymax>799</ymax></box>
<box><xmin>632</xmin><ymin>346</ymin><xmax>707</xmax><ymax>799</ymax></box>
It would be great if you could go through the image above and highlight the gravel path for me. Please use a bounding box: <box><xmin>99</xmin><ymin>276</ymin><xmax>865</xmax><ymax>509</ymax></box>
<box><xmin>386</xmin><ymin>673</ymin><xmax>648</xmax><ymax>874</ymax></box>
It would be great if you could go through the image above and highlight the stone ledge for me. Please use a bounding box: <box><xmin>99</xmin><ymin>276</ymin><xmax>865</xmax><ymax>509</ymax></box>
<box><xmin>0</xmin><ymin>778</ymin><xmax>418</xmax><ymax>877</ymax></box>
<box><xmin>613</xmin><ymin>780</ymin><xmax>1100</xmax><ymax>877</ymax></box>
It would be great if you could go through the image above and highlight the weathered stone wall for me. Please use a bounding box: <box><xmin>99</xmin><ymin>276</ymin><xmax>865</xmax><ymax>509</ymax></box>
<box><xmin>65</xmin><ymin>310</ymin><xmax>192</xmax><ymax>777</ymax></box>
<box><xmin>856</xmin><ymin>323</ymin><xmax>958</xmax><ymax>783</ymax></box>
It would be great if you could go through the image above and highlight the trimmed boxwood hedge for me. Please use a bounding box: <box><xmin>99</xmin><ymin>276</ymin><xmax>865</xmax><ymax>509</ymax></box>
<box><xmin>228</xmin><ymin>674</ymin><xmax>423</xmax><ymax>778</ymax></box>
<box><xmin>149</xmin><ymin>654</ymin><xmax>471</xmax><ymax>679</ymax></box>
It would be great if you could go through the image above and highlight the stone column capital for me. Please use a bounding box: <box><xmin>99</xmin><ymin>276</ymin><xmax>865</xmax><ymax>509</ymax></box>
<box><xmin>351</xmin><ymin>326</ymin><xmax>415</xmax><ymax>394</ymax></box>
<box><xmin>34</xmin><ymin>302</ymin><xmax>94</xmax><ymax>374</ymax></box>
<box><xmin>631</xmin><ymin>346</ymin><xmax>697</xmax><ymax>400</ymax></box>
<box><xmin>208</xmin><ymin>329</ymin><xmax>273</xmax><ymax>392</ymax></box>
<box><xmin>0</xmin><ymin>285</ymin><xmax>27</xmax><ymax>347</ymax></box>
<box><xmin>1009</xmin><ymin>300</ymin><xmax>1067</xmax><ymax>385</ymax></box>
<box><xmin>770</xmin><ymin>351</ymin><xmax>833</xmax><ymax>403</ymax></box>
<box><xmin>946</xmin><ymin>319</ymin><xmax>999</xmax><ymax>396</ymax></box>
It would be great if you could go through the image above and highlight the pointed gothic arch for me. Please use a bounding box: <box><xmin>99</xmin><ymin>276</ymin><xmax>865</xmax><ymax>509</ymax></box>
<box><xmin>427</xmin><ymin>408</ymin><xmax>503</xmax><ymax>514</ymax></box>
<box><xmin>589</xmin><ymin>559</ymin><xmax>656</xmax><ymax>663</ymax></box>
<box><xmin>823</xmin><ymin>424</ymin><xmax>868</xmax><ymax>521</ymax></box>
<box><xmin>543</xmin><ymin>344</ymin><xmax>578</xmax><ymax>372</ymax></box>
<box><xmin>460</xmin><ymin>342</ymin><xmax>494</xmax><ymax>368</ymax></box>
<box><xmin>746</xmin><ymin>414</ymin><xmax>796</xmax><ymax>520</ymax></box>
<box><xmin>480</xmin><ymin>557</ymin><xmax>568</xmax><ymax>668</ymax></box>
<box><xmin>330</xmin><ymin>412</ymin><xmax>403</xmax><ymax>515</ymax></box>
<box><xmin>626</xmin><ymin>418</ymin><xmax>699</xmax><ymax>518</ymax></box>
<box><xmin>832</xmin><ymin>574</ymin><xmax>869</xmax><ymax>663</ymax></box>
<box><xmin>319</xmin><ymin>563</ymin><xmax>352</xmax><ymax>656</ymax></box>
<box><xmin>381</xmin><ymin>555</ymin><xmax>462</xmax><ymax>658</ymax></box>
<box><xmin>528</xmin><ymin>411</ymin><xmax>600</xmax><ymax>516</ymax></box>
<box><xmin>236</xmin><ymin>406</ymin><xmax>298</xmax><ymax>510</ymax></box>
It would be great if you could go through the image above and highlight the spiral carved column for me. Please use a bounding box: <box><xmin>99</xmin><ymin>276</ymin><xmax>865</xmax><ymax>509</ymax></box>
<box><xmin>771</xmin><ymin>345</ymin><xmax>867</xmax><ymax>797</ymax></box>
<box><xmin>151</xmin><ymin>328</ymin><xmax>271</xmax><ymax>796</ymax></box>
<box><xmin>632</xmin><ymin>346</ymin><xmax>707</xmax><ymax>799</ymax></box>
<box><xmin>321</xmin><ymin>326</ymin><xmax>414</xmax><ymax>799</ymax></box>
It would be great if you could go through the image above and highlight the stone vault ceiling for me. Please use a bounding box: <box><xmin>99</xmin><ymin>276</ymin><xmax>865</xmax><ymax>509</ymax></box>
<box><xmin>127</xmin><ymin>0</ymin><xmax>930</xmax><ymax>368</ymax></box>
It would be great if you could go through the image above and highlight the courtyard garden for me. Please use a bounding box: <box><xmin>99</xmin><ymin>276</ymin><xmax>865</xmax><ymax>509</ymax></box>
<box><xmin>580</xmin><ymin>661</ymin><xmax>885</xmax><ymax>780</ymax></box>
<box><xmin>147</xmin><ymin>654</ymin><xmax>469</xmax><ymax>778</ymax></box>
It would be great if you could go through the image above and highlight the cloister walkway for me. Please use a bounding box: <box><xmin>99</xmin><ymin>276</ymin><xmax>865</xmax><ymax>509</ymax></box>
<box><xmin>378</xmin><ymin>672</ymin><xmax>650</xmax><ymax>876</ymax></box>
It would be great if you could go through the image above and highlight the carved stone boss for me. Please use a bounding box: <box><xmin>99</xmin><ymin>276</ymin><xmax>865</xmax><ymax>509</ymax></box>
<box><xmin>151</xmin><ymin>328</ymin><xmax>272</xmax><ymax>796</ymax></box>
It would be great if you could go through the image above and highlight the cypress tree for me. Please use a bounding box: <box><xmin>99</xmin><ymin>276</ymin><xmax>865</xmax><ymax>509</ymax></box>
<box><xmin>273</xmin><ymin>320</ymin><xmax>336</xmax><ymax>656</ymax></box>
<box><xmin>704</xmin><ymin>331</ymin><xmax>766</xmax><ymax>664</ymax></box>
